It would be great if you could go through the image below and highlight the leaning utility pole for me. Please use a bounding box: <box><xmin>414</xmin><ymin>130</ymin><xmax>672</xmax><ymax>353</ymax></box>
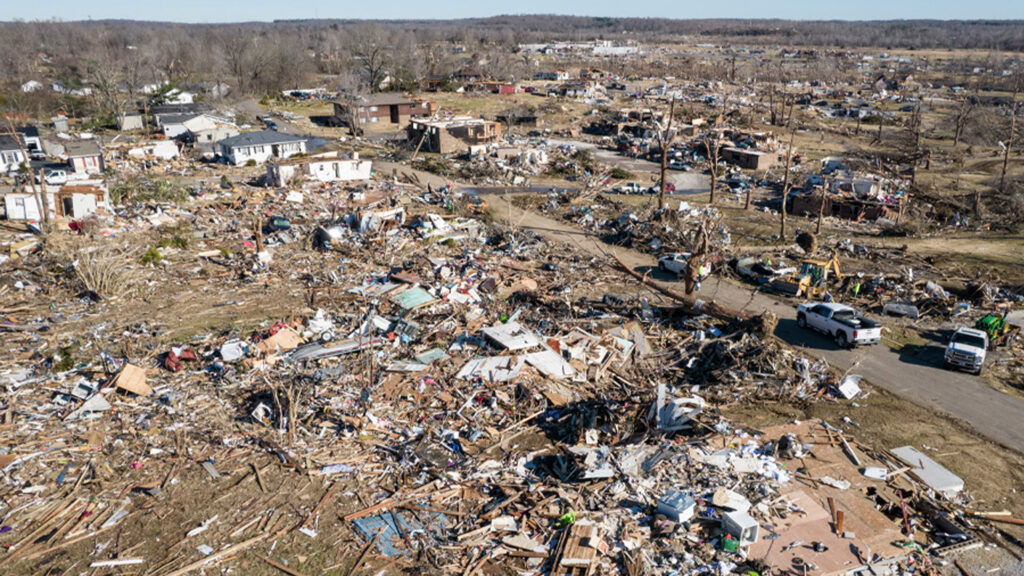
<box><xmin>658</xmin><ymin>97</ymin><xmax>676</xmax><ymax>211</ymax></box>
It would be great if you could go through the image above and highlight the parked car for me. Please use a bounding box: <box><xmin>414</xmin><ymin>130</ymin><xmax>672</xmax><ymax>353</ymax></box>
<box><xmin>668</xmin><ymin>161</ymin><xmax>691</xmax><ymax>171</ymax></box>
<box><xmin>944</xmin><ymin>327</ymin><xmax>988</xmax><ymax>374</ymax></box>
<box><xmin>36</xmin><ymin>169</ymin><xmax>68</xmax><ymax>186</ymax></box>
<box><xmin>647</xmin><ymin>182</ymin><xmax>676</xmax><ymax>194</ymax></box>
<box><xmin>796</xmin><ymin>302</ymin><xmax>882</xmax><ymax>348</ymax></box>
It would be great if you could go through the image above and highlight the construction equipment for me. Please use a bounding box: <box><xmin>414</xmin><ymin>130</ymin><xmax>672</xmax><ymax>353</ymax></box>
<box><xmin>975</xmin><ymin>313</ymin><xmax>1019</xmax><ymax>346</ymax></box>
<box><xmin>768</xmin><ymin>252</ymin><xmax>843</xmax><ymax>298</ymax></box>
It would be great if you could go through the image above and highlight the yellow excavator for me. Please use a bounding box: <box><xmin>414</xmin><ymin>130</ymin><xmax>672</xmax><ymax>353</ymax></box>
<box><xmin>769</xmin><ymin>252</ymin><xmax>843</xmax><ymax>298</ymax></box>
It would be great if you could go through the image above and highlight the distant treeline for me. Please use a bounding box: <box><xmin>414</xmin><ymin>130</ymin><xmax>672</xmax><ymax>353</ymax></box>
<box><xmin>1</xmin><ymin>16</ymin><xmax>1022</xmax><ymax>122</ymax></box>
<box><xmin>4</xmin><ymin>16</ymin><xmax>1024</xmax><ymax>51</ymax></box>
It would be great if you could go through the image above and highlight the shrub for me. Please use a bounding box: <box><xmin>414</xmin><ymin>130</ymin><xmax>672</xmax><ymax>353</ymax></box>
<box><xmin>609</xmin><ymin>167</ymin><xmax>634</xmax><ymax>180</ymax></box>
<box><xmin>49</xmin><ymin>239</ymin><xmax>133</xmax><ymax>299</ymax></box>
<box><xmin>158</xmin><ymin>236</ymin><xmax>189</xmax><ymax>249</ymax></box>
<box><xmin>140</xmin><ymin>247</ymin><xmax>163</xmax><ymax>265</ymax></box>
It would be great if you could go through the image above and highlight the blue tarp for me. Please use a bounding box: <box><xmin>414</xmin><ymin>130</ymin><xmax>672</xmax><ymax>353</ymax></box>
<box><xmin>351</xmin><ymin>508</ymin><xmax>449</xmax><ymax>557</ymax></box>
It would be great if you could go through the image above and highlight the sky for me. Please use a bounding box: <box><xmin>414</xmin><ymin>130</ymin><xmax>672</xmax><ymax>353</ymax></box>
<box><xmin>4</xmin><ymin>0</ymin><xmax>1023</xmax><ymax>23</ymax></box>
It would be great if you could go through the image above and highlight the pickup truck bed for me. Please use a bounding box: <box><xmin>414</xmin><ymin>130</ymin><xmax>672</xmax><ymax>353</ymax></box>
<box><xmin>797</xmin><ymin>303</ymin><xmax>882</xmax><ymax>348</ymax></box>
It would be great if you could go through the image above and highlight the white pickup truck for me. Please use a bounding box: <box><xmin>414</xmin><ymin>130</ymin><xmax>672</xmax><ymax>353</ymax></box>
<box><xmin>611</xmin><ymin>182</ymin><xmax>644</xmax><ymax>194</ymax></box>
<box><xmin>796</xmin><ymin>302</ymin><xmax>882</xmax><ymax>348</ymax></box>
<box><xmin>943</xmin><ymin>327</ymin><xmax>988</xmax><ymax>374</ymax></box>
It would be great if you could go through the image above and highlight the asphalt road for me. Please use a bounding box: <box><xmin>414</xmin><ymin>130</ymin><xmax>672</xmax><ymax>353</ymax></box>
<box><xmin>484</xmin><ymin>193</ymin><xmax>1024</xmax><ymax>455</ymax></box>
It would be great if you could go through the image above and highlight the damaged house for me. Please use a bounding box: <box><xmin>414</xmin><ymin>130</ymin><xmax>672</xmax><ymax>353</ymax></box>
<box><xmin>495</xmin><ymin>107</ymin><xmax>545</xmax><ymax>128</ymax></box>
<box><xmin>65</xmin><ymin>140</ymin><xmax>105</xmax><ymax>175</ymax></box>
<box><xmin>181</xmin><ymin>114</ymin><xmax>240</xmax><ymax>147</ymax></box>
<box><xmin>790</xmin><ymin>176</ymin><xmax>906</xmax><ymax>222</ymax></box>
<box><xmin>721</xmin><ymin>147</ymin><xmax>782</xmax><ymax>171</ymax></box>
<box><xmin>407</xmin><ymin>117</ymin><xmax>502</xmax><ymax>154</ymax></box>
<box><xmin>4</xmin><ymin>182</ymin><xmax>109</xmax><ymax>220</ymax></box>
<box><xmin>266</xmin><ymin>152</ymin><xmax>372</xmax><ymax>187</ymax></box>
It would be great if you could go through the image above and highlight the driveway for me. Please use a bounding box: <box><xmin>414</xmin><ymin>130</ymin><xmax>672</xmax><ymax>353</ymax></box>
<box><xmin>484</xmin><ymin>193</ymin><xmax>1024</xmax><ymax>454</ymax></box>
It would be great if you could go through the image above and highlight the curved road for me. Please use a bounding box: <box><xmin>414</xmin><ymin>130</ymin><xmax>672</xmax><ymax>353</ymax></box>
<box><xmin>485</xmin><ymin>193</ymin><xmax>1024</xmax><ymax>454</ymax></box>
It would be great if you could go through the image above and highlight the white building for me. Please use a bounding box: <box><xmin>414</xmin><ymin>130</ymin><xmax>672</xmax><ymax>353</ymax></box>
<box><xmin>266</xmin><ymin>152</ymin><xmax>372</xmax><ymax>187</ymax></box>
<box><xmin>4</xmin><ymin>183</ymin><xmax>109</xmax><ymax>220</ymax></box>
<box><xmin>128</xmin><ymin>140</ymin><xmax>180</xmax><ymax>160</ymax></box>
<box><xmin>0</xmin><ymin>136</ymin><xmax>26</xmax><ymax>174</ymax></box>
<box><xmin>65</xmin><ymin>140</ymin><xmax>105</xmax><ymax>175</ymax></box>
<box><xmin>218</xmin><ymin>131</ymin><xmax>307</xmax><ymax>166</ymax></box>
<box><xmin>182</xmin><ymin>114</ymin><xmax>239</xmax><ymax>145</ymax></box>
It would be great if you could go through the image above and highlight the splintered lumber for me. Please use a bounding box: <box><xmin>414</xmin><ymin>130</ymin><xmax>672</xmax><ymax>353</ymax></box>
<box><xmin>839</xmin><ymin>435</ymin><xmax>862</xmax><ymax>467</ymax></box>
<box><xmin>955</xmin><ymin>559</ymin><xmax>975</xmax><ymax>576</ymax></box>
<box><xmin>555</xmin><ymin>522</ymin><xmax>598</xmax><ymax>573</ymax></box>
<box><xmin>343</xmin><ymin>498</ymin><xmax>395</xmax><ymax>522</ymax></box>
<box><xmin>965</xmin><ymin>511</ymin><xmax>1024</xmax><ymax>527</ymax></box>
<box><xmin>261</xmin><ymin>555</ymin><xmax>309</xmax><ymax>576</ymax></box>
<box><xmin>159</xmin><ymin>530</ymin><xmax>281</xmax><ymax>576</ymax></box>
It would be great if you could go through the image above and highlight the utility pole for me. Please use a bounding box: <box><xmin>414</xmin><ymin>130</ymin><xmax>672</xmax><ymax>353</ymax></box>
<box><xmin>658</xmin><ymin>96</ymin><xmax>675</xmax><ymax>211</ymax></box>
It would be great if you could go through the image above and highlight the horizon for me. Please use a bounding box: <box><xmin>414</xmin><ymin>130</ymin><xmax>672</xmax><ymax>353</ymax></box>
<box><xmin>3</xmin><ymin>0</ymin><xmax>1024</xmax><ymax>24</ymax></box>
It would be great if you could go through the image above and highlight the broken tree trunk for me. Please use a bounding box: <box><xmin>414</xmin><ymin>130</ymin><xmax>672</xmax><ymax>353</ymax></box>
<box><xmin>610</xmin><ymin>253</ymin><xmax>777</xmax><ymax>338</ymax></box>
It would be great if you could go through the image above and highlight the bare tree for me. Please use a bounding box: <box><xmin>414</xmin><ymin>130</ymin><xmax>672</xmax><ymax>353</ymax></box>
<box><xmin>85</xmin><ymin>43</ymin><xmax>136</xmax><ymax>123</ymax></box>
<box><xmin>779</xmin><ymin>128</ymin><xmax>796</xmax><ymax>242</ymax></box>
<box><xmin>349</xmin><ymin>25</ymin><xmax>392</xmax><ymax>93</ymax></box>
<box><xmin>704</xmin><ymin>132</ymin><xmax>722</xmax><ymax>206</ymax></box>
<box><xmin>656</xmin><ymin>97</ymin><xmax>676</xmax><ymax>211</ymax></box>
<box><xmin>952</xmin><ymin>93</ymin><xmax>977</xmax><ymax>148</ymax></box>
<box><xmin>998</xmin><ymin>76</ymin><xmax>1021</xmax><ymax>200</ymax></box>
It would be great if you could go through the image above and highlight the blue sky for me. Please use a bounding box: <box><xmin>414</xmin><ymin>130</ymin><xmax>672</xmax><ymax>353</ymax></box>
<box><xmin>5</xmin><ymin>0</ymin><xmax>1023</xmax><ymax>22</ymax></box>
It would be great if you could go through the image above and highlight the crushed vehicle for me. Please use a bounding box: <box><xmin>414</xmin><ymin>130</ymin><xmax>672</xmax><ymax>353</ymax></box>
<box><xmin>734</xmin><ymin>256</ymin><xmax>796</xmax><ymax>285</ymax></box>
<box><xmin>796</xmin><ymin>302</ymin><xmax>882</xmax><ymax>348</ymax></box>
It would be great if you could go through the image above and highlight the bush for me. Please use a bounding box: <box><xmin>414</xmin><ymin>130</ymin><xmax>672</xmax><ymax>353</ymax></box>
<box><xmin>609</xmin><ymin>167</ymin><xmax>634</xmax><ymax>180</ymax></box>
<box><xmin>140</xmin><ymin>247</ymin><xmax>163</xmax><ymax>265</ymax></box>
<box><xmin>49</xmin><ymin>239</ymin><xmax>133</xmax><ymax>299</ymax></box>
<box><xmin>245</xmin><ymin>159</ymin><xmax>257</xmax><ymax>167</ymax></box>
<box><xmin>417</xmin><ymin>157</ymin><xmax>453</xmax><ymax>177</ymax></box>
<box><xmin>158</xmin><ymin>236</ymin><xmax>189</xmax><ymax>249</ymax></box>
<box><xmin>110</xmin><ymin>176</ymin><xmax>189</xmax><ymax>204</ymax></box>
